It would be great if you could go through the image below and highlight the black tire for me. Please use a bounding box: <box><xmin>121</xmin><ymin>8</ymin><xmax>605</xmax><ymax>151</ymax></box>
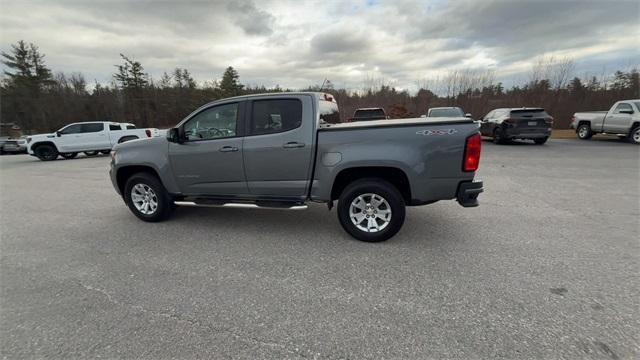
<box><xmin>630</xmin><ymin>126</ymin><xmax>640</xmax><ymax>145</ymax></box>
<box><xmin>100</xmin><ymin>150</ymin><xmax>111</xmax><ymax>155</ymax></box>
<box><xmin>34</xmin><ymin>144</ymin><xmax>59</xmax><ymax>161</ymax></box>
<box><xmin>492</xmin><ymin>127</ymin><xmax>505</xmax><ymax>144</ymax></box>
<box><xmin>533</xmin><ymin>137</ymin><xmax>548</xmax><ymax>145</ymax></box>
<box><xmin>84</xmin><ymin>151</ymin><xmax>98</xmax><ymax>156</ymax></box>
<box><xmin>124</xmin><ymin>172</ymin><xmax>172</xmax><ymax>222</ymax></box>
<box><xmin>118</xmin><ymin>136</ymin><xmax>138</xmax><ymax>144</ymax></box>
<box><xmin>576</xmin><ymin>124</ymin><xmax>592</xmax><ymax>140</ymax></box>
<box><xmin>337</xmin><ymin>178</ymin><xmax>405</xmax><ymax>242</ymax></box>
<box><xmin>60</xmin><ymin>152</ymin><xmax>78</xmax><ymax>159</ymax></box>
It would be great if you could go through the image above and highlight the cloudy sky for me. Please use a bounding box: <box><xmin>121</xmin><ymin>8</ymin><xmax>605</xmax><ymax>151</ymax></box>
<box><xmin>1</xmin><ymin>0</ymin><xmax>638</xmax><ymax>92</ymax></box>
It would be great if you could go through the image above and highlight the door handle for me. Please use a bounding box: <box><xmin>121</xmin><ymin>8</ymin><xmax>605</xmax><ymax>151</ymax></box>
<box><xmin>219</xmin><ymin>146</ymin><xmax>238</xmax><ymax>152</ymax></box>
<box><xmin>283</xmin><ymin>142</ymin><xmax>305</xmax><ymax>148</ymax></box>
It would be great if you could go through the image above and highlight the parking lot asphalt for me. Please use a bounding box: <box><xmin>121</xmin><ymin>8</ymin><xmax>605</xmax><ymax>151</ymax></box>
<box><xmin>1</xmin><ymin>138</ymin><xmax>639</xmax><ymax>359</ymax></box>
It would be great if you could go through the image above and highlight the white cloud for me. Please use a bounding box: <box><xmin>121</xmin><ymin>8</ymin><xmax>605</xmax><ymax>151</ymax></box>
<box><xmin>1</xmin><ymin>0</ymin><xmax>638</xmax><ymax>91</ymax></box>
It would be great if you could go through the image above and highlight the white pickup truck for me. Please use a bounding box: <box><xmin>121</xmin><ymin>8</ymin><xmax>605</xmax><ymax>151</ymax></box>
<box><xmin>571</xmin><ymin>100</ymin><xmax>640</xmax><ymax>144</ymax></box>
<box><xmin>27</xmin><ymin>121</ymin><xmax>160</xmax><ymax>160</ymax></box>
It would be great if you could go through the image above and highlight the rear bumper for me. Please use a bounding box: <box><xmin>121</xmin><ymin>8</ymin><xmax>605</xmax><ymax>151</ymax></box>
<box><xmin>504</xmin><ymin>128</ymin><xmax>551</xmax><ymax>139</ymax></box>
<box><xmin>457</xmin><ymin>179</ymin><xmax>483</xmax><ymax>207</ymax></box>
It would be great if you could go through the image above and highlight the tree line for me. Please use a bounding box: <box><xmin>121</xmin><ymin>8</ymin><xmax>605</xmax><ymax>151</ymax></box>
<box><xmin>1</xmin><ymin>40</ymin><xmax>638</xmax><ymax>134</ymax></box>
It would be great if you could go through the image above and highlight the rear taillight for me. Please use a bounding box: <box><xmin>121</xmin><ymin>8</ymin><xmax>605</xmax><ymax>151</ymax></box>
<box><xmin>463</xmin><ymin>133</ymin><xmax>481</xmax><ymax>172</ymax></box>
<box><xmin>503</xmin><ymin>118</ymin><xmax>514</xmax><ymax>124</ymax></box>
<box><xmin>145</xmin><ymin>129</ymin><xmax>151</xmax><ymax>137</ymax></box>
<box><xmin>545</xmin><ymin>116</ymin><xmax>554</xmax><ymax>126</ymax></box>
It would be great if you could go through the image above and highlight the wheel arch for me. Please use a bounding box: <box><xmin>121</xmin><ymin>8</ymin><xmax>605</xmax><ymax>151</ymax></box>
<box><xmin>31</xmin><ymin>141</ymin><xmax>58</xmax><ymax>152</ymax></box>
<box><xmin>330</xmin><ymin>166</ymin><xmax>411</xmax><ymax>203</ymax></box>
<box><xmin>576</xmin><ymin>120</ymin><xmax>592</xmax><ymax>130</ymax></box>
<box><xmin>116</xmin><ymin>165</ymin><xmax>162</xmax><ymax>196</ymax></box>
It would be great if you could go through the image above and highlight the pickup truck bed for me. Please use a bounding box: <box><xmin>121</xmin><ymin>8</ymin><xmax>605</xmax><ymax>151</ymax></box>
<box><xmin>314</xmin><ymin>117</ymin><xmax>477</xmax><ymax>204</ymax></box>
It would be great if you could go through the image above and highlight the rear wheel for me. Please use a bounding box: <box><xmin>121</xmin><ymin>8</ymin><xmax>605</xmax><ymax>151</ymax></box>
<box><xmin>60</xmin><ymin>152</ymin><xmax>78</xmax><ymax>159</ymax></box>
<box><xmin>577</xmin><ymin>124</ymin><xmax>592</xmax><ymax>140</ymax></box>
<box><xmin>84</xmin><ymin>151</ymin><xmax>98</xmax><ymax>156</ymax></box>
<box><xmin>533</xmin><ymin>137</ymin><xmax>548</xmax><ymax>145</ymax></box>
<box><xmin>124</xmin><ymin>172</ymin><xmax>172</xmax><ymax>222</ymax></box>
<box><xmin>337</xmin><ymin>178</ymin><xmax>405</xmax><ymax>242</ymax></box>
<box><xmin>34</xmin><ymin>144</ymin><xmax>59</xmax><ymax>161</ymax></box>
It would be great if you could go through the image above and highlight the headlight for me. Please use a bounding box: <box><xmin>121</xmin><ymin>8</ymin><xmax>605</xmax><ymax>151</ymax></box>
<box><xmin>110</xmin><ymin>150</ymin><xmax>116</xmax><ymax>162</ymax></box>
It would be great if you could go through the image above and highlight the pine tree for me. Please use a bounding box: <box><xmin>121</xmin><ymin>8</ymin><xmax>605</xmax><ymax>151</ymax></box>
<box><xmin>1</xmin><ymin>40</ymin><xmax>53</xmax><ymax>92</ymax></box>
<box><xmin>219</xmin><ymin>66</ymin><xmax>243</xmax><ymax>96</ymax></box>
<box><xmin>113</xmin><ymin>54</ymin><xmax>148</xmax><ymax>93</ymax></box>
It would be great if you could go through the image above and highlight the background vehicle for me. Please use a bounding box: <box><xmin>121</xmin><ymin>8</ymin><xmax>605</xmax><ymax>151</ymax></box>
<box><xmin>480</xmin><ymin>107</ymin><xmax>553</xmax><ymax>144</ymax></box>
<box><xmin>110</xmin><ymin>92</ymin><xmax>483</xmax><ymax>242</ymax></box>
<box><xmin>27</xmin><ymin>121</ymin><xmax>160</xmax><ymax>161</ymax></box>
<box><xmin>570</xmin><ymin>100</ymin><xmax>640</xmax><ymax>144</ymax></box>
<box><xmin>427</xmin><ymin>107</ymin><xmax>472</xmax><ymax>118</ymax></box>
<box><xmin>0</xmin><ymin>137</ymin><xmax>27</xmax><ymax>154</ymax></box>
<box><xmin>348</xmin><ymin>107</ymin><xmax>388</xmax><ymax>122</ymax></box>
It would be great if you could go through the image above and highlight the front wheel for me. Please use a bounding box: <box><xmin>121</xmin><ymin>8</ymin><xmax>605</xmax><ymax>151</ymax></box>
<box><xmin>630</xmin><ymin>126</ymin><xmax>640</xmax><ymax>145</ymax></box>
<box><xmin>492</xmin><ymin>128</ymin><xmax>506</xmax><ymax>144</ymax></box>
<box><xmin>100</xmin><ymin>150</ymin><xmax>111</xmax><ymax>154</ymax></box>
<box><xmin>35</xmin><ymin>144</ymin><xmax>59</xmax><ymax>161</ymax></box>
<box><xmin>533</xmin><ymin>137</ymin><xmax>548</xmax><ymax>145</ymax></box>
<box><xmin>124</xmin><ymin>173</ymin><xmax>172</xmax><ymax>222</ymax></box>
<box><xmin>577</xmin><ymin>124</ymin><xmax>592</xmax><ymax>140</ymax></box>
<box><xmin>60</xmin><ymin>152</ymin><xmax>78</xmax><ymax>159</ymax></box>
<box><xmin>337</xmin><ymin>178</ymin><xmax>405</xmax><ymax>242</ymax></box>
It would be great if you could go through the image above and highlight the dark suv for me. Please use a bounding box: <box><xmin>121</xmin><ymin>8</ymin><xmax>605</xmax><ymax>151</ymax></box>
<box><xmin>480</xmin><ymin>108</ymin><xmax>553</xmax><ymax>144</ymax></box>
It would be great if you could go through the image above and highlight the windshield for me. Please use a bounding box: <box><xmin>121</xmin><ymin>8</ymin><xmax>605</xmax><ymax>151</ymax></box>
<box><xmin>353</xmin><ymin>109</ymin><xmax>385</xmax><ymax>120</ymax></box>
<box><xmin>510</xmin><ymin>109</ymin><xmax>549</xmax><ymax>118</ymax></box>
<box><xmin>429</xmin><ymin>108</ymin><xmax>464</xmax><ymax>117</ymax></box>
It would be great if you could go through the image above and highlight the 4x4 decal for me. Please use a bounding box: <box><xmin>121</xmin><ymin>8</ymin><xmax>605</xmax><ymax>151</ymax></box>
<box><xmin>416</xmin><ymin>129</ymin><xmax>458</xmax><ymax>136</ymax></box>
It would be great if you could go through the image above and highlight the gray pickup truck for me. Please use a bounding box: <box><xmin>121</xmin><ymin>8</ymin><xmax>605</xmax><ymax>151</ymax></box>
<box><xmin>571</xmin><ymin>100</ymin><xmax>640</xmax><ymax>144</ymax></box>
<box><xmin>110</xmin><ymin>92</ymin><xmax>483</xmax><ymax>242</ymax></box>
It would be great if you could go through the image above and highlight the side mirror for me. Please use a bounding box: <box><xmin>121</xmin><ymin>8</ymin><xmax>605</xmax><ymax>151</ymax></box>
<box><xmin>56</xmin><ymin>131</ymin><xmax>62</xmax><ymax>137</ymax></box>
<box><xmin>465</xmin><ymin>113</ymin><xmax>472</xmax><ymax>118</ymax></box>
<box><xmin>167</xmin><ymin>128</ymin><xmax>183</xmax><ymax>143</ymax></box>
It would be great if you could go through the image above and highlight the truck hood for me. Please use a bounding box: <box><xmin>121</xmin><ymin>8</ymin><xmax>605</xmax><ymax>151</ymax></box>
<box><xmin>113</xmin><ymin>134</ymin><xmax>168</xmax><ymax>152</ymax></box>
<box><xmin>28</xmin><ymin>133</ymin><xmax>57</xmax><ymax>141</ymax></box>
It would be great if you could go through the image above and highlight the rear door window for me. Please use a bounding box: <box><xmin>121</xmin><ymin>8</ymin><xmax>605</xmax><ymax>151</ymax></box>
<box><xmin>109</xmin><ymin>124</ymin><xmax>121</xmax><ymax>131</ymax></box>
<box><xmin>250</xmin><ymin>99</ymin><xmax>302</xmax><ymax>135</ymax></box>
